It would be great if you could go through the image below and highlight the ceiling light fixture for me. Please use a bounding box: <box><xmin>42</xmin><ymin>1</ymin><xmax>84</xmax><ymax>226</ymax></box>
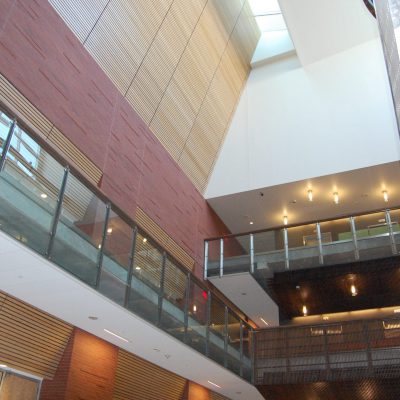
<box><xmin>283</xmin><ymin>215</ymin><xmax>288</xmax><ymax>225</ymax></box>
<box><xmin>350</xmin><ymin>284</ymin><xmax>358</xmax><ymax>297</ymax></box>
<box><xmin>193</xmin><ymin>304</ymin><xmax>197</xmax><ymax>313</ymax></box>
<box><xmin>394</xmin><ymin>309</ymin><xmax>400</xmax><ymax>313</ymax></box>
<box><xmin>135</xmin><ymin>266</ymin><xmax>141</xmax><ymax>270</ymax></box>
<box><xmin>323</xmin><ymin>316</ymin><xmax>329</xmax><ymax>321</ymax></box>
<box><xmin>0</xmin><ymin>364</ymin><xmax>7</xmax><ymax>368</ymax></box>
<box><xmin>382</xmin><ymin>190</ymin><xmax>389</xmax><ymax>202</ymax></box>
<box><xmin>143</xmin><ymin>237</ymin><xmax>147</xmax><ymax>243</ymax></box>
<box><xmin>260</xmin><ymin>317</ymin><xmax>269</xmax><ymax>326</ymax></box>
<box><xmin>40</xmin><ymin>193</ymin><xmax>48</xmax><ymax>199</ymax></box>
<box><xmin>207</xmin><ymin>380</ymin><xmax>221</xmax><ymax>389</ymax></box>
<box><xmin>250</xmin><ymin>221</ymin><xmax>254</xmax><ymax>225</ymax></box>
<box><xmin>107</xmin><ymin>228</ymin><xmax>113</xmax><ymax>234</ymax></box>
<box><xmin>104</xmin><ymin>329</ymin><xmax>129</xmax><ymax>343</ymax></box>
<box><xmin>302</xmin><ymin>305</ymin><xmax>308</xmax><ymax>316</ymax></box>
<box><xmin>307</xmin><ymin>189</ymin><xmax>313</xmax><ymax>202</ymax></box>
<box><xmin>333</xmin><ymin>192</ymin><xmax>339</xmax><ymax>204</ymax></box>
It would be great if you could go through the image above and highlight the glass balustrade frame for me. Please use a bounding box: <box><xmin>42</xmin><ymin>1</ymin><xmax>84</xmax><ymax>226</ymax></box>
<box><xmin>0</xmin><ymin>107</ymin><xmax>254</xmax><ymax>382</ymax></box>
<box><xmin>205</xmin><ymin>207</ymin><xmax>400</xmax><ymax>278</ymax></box>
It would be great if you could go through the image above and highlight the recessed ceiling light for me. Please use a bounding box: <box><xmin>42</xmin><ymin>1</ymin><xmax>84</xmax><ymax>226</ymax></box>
<box><xmin>143</xmin><ymin>238</ymin><xmax>147</xmax><ymax>243</ymax></box>
<box><xmin>296</xmin><ymin>285</ymin><xmax>300</xmax><ymax>290</ymax></box>
<box><xmin>88</xmin><ymin>316</ymin><xmax>98</xmax><ymax>320</ymax></box>
<box><xmin>394</xmin><ymin>309</ymin><xmax>400</xmax><ymax>313</ymax></box>
<box><xmin>40</xmin><ymin>193</ymin><xmax>48</xmax><ymax>199</ymax></box>
<box><xmin>241</xmin><ymin>292</ymin><xmax>247</xmax><ymax>296</ymax></box>
<box><xmin>307</xmin><ymin>189</ymin><xmax>313</xmax><ymax>202</ymax></box>
<box><xmin>302</xmin><ymin>305</ymin><xmax>308</xmax><ymax>316</ymax></box>
<box><xmin>193</xmin><ymin>304</ymin><xmax>197</xmax><ymax>313</ymax></box>
<box><xmin>153</xmin><ymin>348</ymin><xmax>160</xmax><ymax>352</ymax></box>
<box><xmin>104</xmin><ymin>329</ymin><xmax>129</xmax><ymax>343</ymax></box>
<box><xmin>333</xmin><ymin>192</ymin><xmax>339</xmax><ymax>204</ymax></box>
<box><xmin>323</xmin><ymin>316</ymin><xmax>329</xmax><ymax>321</ymax></box>
<box><xmin>107</xmin><ymin>228</ymin><xmax>113</xmax><ymax>234</ymax></box>
<box><xmin>382</xmin><ymin>190</ymin><xmax>389</xmax><ymax>202</ymax></box>
<box><xmin>260</xmin><ymin>317</ymin><xmax>269</xmax><ymax>326</ymax></box>
<box><xmin>350</xmin><ymin>284</ymin><xmax>358</xmax><ymax>297</ymax></box>
<box><xmin>135</xmin><ymin>266</ymin><xmax>141</xmax><ymax>270</ymax></box>
<box><xmin>249</xmin><ymin>221</ymin><xmax>254</xmax><ymax>225</ymax></box>
<box><xmin>283</xmin><ymin>215</ymin><xmax>288</xmax><ymax>225</ymax></box>
<box><xmin>207</xmin><ymin>380</ymin><xmax>221</xmax><ymax>389</ymax></box>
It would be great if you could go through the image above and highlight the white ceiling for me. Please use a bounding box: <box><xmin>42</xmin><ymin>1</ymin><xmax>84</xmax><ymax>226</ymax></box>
<box><xmin>207</xmin><ymin>162</ymin><xmax>400</xmax><ymax>234</ymax></box>
<box><xmin>279</xmin><ymin>0</ymin><xmax>378</xmax><ymax>65</ymax></box>
<box><xmin>0</xmin><ymin>232</ymin><xmax>263</xmax><ymax>400</ymax></box>
<box><xmin>209</xmin><ymin>273</ymin><xmax>279</xmax><ymax>328</ymax></box>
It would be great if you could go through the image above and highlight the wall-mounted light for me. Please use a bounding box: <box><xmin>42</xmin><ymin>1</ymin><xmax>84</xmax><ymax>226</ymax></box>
<box><xmin>307</xmin><ymin>189</ymin><xmax>313</xmax><ymax>202</ymax></box>
<box><xmin>333</xmin><ymin>192</ymin><xmax>339</xmax><ymax>204</ymax></box>
<box><xmin>302</xmin><ymin>305</ymin><xmax>308</xmax><ymax>316</ymax></box>
<box><xmin>107</xmin><ymin>227</ymin><xmax>113</xmax><ymax>234</ymax></box>
<box><xmin>283</xmin><ymin>215</ymin><xmax>288</xmax><ymax>225</ymax></box>
<box><xmin>193</xmin><ymin>304</ymin><xmax>197</xmax><ymax>313</ymax></box>
<box><xmin>382</xmin><ymin>190</ymin><xmax>389</xmax><ymax>202</ymax></box>
<box><xmin>350</xmin><ymin>284</ymin><xmax>358</xmax><ymax>297</ymax></box>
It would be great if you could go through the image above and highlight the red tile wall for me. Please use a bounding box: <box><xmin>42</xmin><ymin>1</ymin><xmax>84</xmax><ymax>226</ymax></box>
<box><xmin>0</xmin><ymin>0</ymin><xmax>230</xmax><ymax>279</ymax></box>
<box><xmin>40</xmin><ymin>328</ymin><xmax>118</xmax><ymax>400</ymax></box>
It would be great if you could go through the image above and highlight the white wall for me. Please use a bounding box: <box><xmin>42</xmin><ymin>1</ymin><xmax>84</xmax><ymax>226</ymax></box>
<box><xmin>206</xmin><ymin>39</ymin><xmax>400</xmax><ymax>199</ymax></box>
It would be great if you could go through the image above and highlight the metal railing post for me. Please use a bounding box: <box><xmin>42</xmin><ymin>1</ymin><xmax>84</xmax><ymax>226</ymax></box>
<box><xmin>251</xmin><ymin>329</ymin><xmax>256</xmax><ymax>385</ymax></box>
<box><xmin>224</xmin><ymin>306</ymin><xmax>228</xmax><ymax>368</ymax></box>
<box><xmin>204</xmin><ymin>240</ymin><xmax>209</xmax><ymax>280</ymax></box>
<box><xmin>240</xmin><ymin>321</ymin><xmax>244</xmax><ymax>378</ymax></box>
<box><xmin>350</xmin><ymin>216</ymin><xmax>360</xmax><ymax>260</ymax></box>
<box><xmin>385</xmin><ymin>209</ymin><xmax>397</xmax><ymax>254</ymax></box>
<box><xmin>124</xmin><ymin>226</ymin><xmax>138</xmax><ymax>308</ymax></box>
<box><xmin>183</xmin><ymin>273</ymin><xmax>191</xmax><ymax>344</ymax></box>
<box><xmin>0</xmin><ymin>119</ymin><xmax>17</xmax><ymax>172</ymax></box>
<box><xmin>206</xmin><ymin>290</ymin><xmax>211</xmax><ymax>357</ymax></box>
<box><xmin>316</xmin><ymin>222</ymin><xmax>324</xmax><ymax>265</ymax></box>
<box><xmin>46</xmin><ymin>167</ymin><xmax>69</xmax><ymax>259</ymax></box>
<box><xmin>157</xmin><ymin>251</ymin><xmax>167</xmax><ymax>327</ymax></box>
<box><xmin>95</xmin><ymin>203</ymin><xmax>111</xmax><ymax>289</ymax></box>
<box><xmin>219</xmin><ymin>238</ymin><xmax>224</xmax><ymax>277</ymax></box>
<box><xmin>250</xmin><ymin>234</ymin><xmax>255</xmax><ymax>274</ymax></box>
<box><xmin>283</xmin><ymin>228</ymin><xmax>289</xmax><ymax>269</ymax></box>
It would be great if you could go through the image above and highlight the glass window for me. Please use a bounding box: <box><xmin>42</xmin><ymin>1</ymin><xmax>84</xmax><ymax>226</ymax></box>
<box><xmin>99</xmin><ymin>210</ymin><xmax>133</xmax><ymax>305</ymax></box>
<box><xmin>209</xmin><ymin>297</ymin><xmax>226</xmax><ymax>365</ymax></box>
<box><xmin>227</xmin><ymin>311</ymin><xmax>241</xmax><ymax>375</ymax></box>
<box><xmin>51</xmin><ymin>173</ymin><xmax>107</xmax><ymax>286</ymax></box>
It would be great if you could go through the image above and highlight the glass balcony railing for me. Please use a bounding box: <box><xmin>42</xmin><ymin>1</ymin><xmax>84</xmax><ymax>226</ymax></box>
<box><xmin>205</xmin><ymin>207</ymin><xmax>400</xmax><ymax>279</ymax></box>
<box><xmin>0</xmin><ymin>109</ymin><xmax>254</xmax><ymax>382</ymax></box>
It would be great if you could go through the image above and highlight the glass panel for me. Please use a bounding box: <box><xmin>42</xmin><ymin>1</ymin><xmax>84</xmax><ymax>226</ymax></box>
<box><xmin>389</xmin><ymin>208</ymin><xmax>400</xmax><ymax>250</ymax></box>
<box><xmin>253</xmin><ymin>229</ymin><xmax>285</xmax><ymax>275</ymax></box>
<box><xmin>206</xmin><ymin>239</ymin><xmax>220</xmax><ymax>277</ymax></box>
<box><xmin>209</xmin><ymin>297</ymin><xmax>226</xmax><ymax>365</ymax></box>
<box><xmin>222</xmin><ymin>235</ymin><xmax>251</xmax><ymax>275</ymax></box>
<box><xmin>51</xmin><ymin>173</ymin><xmax>106</xmax><ymax>286</ymax></box>
<box><xmin>354</xmin><ymin>212</ymin><xmax>393</xmax><ymax>260</ymax></box>
<box><xmin>1</xmin><ymin>373</ymin><xmax>40</xmax><ymax>400</ymax></box>
<box><xmin>160</xmin><ymin>258</ymin><xmax>187</xmax><ymax>341</ymax></box>
<box><xmin>127</xmin><ymin>234</ymin><xmax>163</xmax><ymax>325</ymax></box>
<box><xmin>99</xmin><ymin>210</ymin><xmax>132</xmax><ymax>305</ymax></box>
<box><xmin>287</xmin><ymin>223</ymin><xmax>320</xmax><ymax>270</ymax></box>
<box><xmin>227</xmin><ymin>311</ymin><xmax>241</xmax><ymax>375</ymax></box>
<box><xmin>0</xmin><ymin>111</ymin><xmax>12</xmax><ymax>157</ymax></box>
<box><xmin>242</xmin><ymin>324</ymin><xmax>253</xmax><ymax>382</ymax></box>
<box><xmin>0</xmin><ymin>126</ymin><xmax>64</xmax><ymax>255</ymax></box>
<box><xmin>186</xmin><ymin>281</ymin><xmax>208</xmax><ymax>355</ymax></box>
<box><xmin>320</xmin><ymin>218</ymin><xmax>356</xmax><ymax>265</ymax></box>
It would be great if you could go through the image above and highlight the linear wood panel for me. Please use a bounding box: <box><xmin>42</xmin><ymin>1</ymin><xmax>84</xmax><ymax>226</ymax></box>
<box><xmin>0</xmin><ymin>73</ymin><xmax>103</xmax><ymax>186</ymax></box>
<box><xmin>211</xmin><ymin>393</ymin><xmax>231</xmax><ymax>400</ymax></box>
<box><xmin>50</xmin><ymin>0</ymin><xmax>260</xmax><ymax>192</ymax></box>
<box><xmin>0</xmin><ymin>291</ymin><xmax>73</xmax><ymax>379</ymax></box>
<box><xmin>135</xmin><ymin>207</ymin><xmax>195</xmax><ymax>271</ymax></box>
<box><xmin>113</xmin><ymin>349</ymin><xmax>186</xmax><ymax>400</ymax></box>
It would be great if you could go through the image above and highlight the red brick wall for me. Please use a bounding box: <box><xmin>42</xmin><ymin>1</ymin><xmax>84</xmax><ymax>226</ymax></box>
<box><xmin>40</xmin><ymin>328</ymin><xmax>118</xmax><ymax>400</ymax></box>
<box><xmin>0</xmin><ymin>0</ymin><xmax>230</xmax><ymax>279</ymax></box>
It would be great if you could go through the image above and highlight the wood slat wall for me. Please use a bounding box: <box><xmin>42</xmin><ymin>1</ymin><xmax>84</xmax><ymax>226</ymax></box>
<box><xmin>49</xmin><ymin>0</ymin><xmax>260</xmax><ymax>192</ymax></box>
<box><xmin>0</xmin><ymin>291</ymin><xmax>73</xmax><ymax>379</ymax></box>
<box><xmin>0</xmin><ymin>73</ymin><xmax>103</xmax><ymax>186</ymax></box>
<box><xmin>113</xmin><ymin>349</ymin><xmax>187</xmax><ymax>400</ymax></box>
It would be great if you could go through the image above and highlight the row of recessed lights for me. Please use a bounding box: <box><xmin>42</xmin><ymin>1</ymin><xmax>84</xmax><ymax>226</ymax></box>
<box><xmin>301</xmin><ymin>284</ymin><xmax>358</xmax><ymax>316</ymax></box>
<box><xmin>249</xmin><ymin>189</ymin><xmax>391</xmax><ymax>226</ymax></box>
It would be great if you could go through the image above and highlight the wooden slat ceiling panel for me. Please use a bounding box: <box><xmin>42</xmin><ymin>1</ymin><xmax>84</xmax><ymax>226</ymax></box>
<box><xmin>211</xmin><ymin>392</ymin><xmax>231</xmax><ymax>400</ymax></box>
<box><xmin>0</xmin><ymin>292</ymin><xmax>73</xmax><ymax>379</ymax></box>
<box><xmin>48</xmin><ymin>0</ymin><xmax>108</xmax><ymax>43</ymax></box>
<box><xmin>113</xmin><ymin>350</ymin><xmax>186</xmax><ymax>400</ymax></box>
<box><xmin>49</xmin><ymin>0</ymin><xmax>260</xmax><ymax>192</ymax></box>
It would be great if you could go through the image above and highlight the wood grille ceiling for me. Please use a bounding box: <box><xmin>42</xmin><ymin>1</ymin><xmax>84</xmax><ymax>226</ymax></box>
<box><xmin>0</xmin><ymin>291</ymin><xmax>73</xmax><ymax>379</ymax></box>
<box><xmin>49</xmin><ymin>0</ymin><xmax>260</xmax><ymax>192</ymax></box>
<box><xmin>0</xmin><ymin>73</ymin><xmax>103</xmax><ymax>186</ymax></box>
<box><xmin>135</xmin><ymin>207</ymin><xmax>195</xmax><ymax>271</ymax></box>
<box><xmin>113</xmin><ymin>349</ymin><xmax>186</xmax><ymax>400</ymax></box>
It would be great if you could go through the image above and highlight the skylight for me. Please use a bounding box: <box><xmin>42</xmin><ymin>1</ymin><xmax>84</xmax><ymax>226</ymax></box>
<box><xmin>249</xmin><ymin>0</ymin><xmax>287</xmax><ymax>32</ymax></box>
